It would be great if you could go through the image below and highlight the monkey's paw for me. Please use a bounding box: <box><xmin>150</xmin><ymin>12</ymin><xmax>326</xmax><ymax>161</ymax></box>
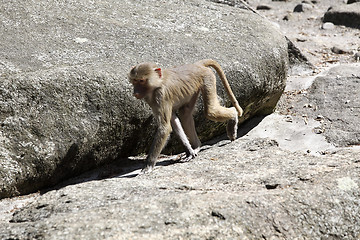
<box><xmin>139</xmin><ymin>164</ymin><xmax>154</xmax><ymax>175</ymax></box>
<box><xmin>181</xmin><ymin>150</ymin><xmax>198</xmax><ymax>162</ymax></box>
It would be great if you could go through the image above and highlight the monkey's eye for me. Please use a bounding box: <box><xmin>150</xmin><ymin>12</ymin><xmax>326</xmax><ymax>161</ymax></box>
<box><xmin>132</xmin><ymin>79</ymin><xmax>146</xmax><ymax>85</ymax></box>
<box><xmin>139</xmin><ymin>79</ymin><xmax>147</xmax><ymax>84</ymax></box>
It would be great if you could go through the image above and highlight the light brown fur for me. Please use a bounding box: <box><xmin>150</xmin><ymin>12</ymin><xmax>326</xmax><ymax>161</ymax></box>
<box><xmin>128</xmin><ymin>59</ymin><xmax>243</xmax><ymax>174</ymax></box>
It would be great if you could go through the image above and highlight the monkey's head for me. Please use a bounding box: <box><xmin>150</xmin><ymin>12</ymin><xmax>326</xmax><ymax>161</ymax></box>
<box><xmin>128</xmin><ymin>62</ymin><xmax>162</xmax><ymax>99</ymax></box>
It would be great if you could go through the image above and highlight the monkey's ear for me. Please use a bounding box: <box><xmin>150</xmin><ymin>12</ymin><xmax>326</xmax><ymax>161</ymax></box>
<box><xmin>130</xmin><ymin>65</ymin><xmax>136</xmax><ymax>75</ymax></box>
<box><xmin>154</xmin><ymin>68</ymin><xmax>162</xmax><ymax>78</ymax></box>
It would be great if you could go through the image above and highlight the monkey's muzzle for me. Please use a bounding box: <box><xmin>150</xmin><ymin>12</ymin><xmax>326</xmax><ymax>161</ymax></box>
<box><xmin>133</xmin><ymin>85</ymin><xmax>147</xmax><ymax>99</ymax></box>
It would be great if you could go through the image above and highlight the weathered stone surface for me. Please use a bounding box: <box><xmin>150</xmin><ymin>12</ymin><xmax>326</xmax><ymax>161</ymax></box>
<box><xmin>281</xmin><ymin>64</ymin><xmax>360</xmax><ymax>147</ymax></box>
<box><xmin>1</xmin><ymin>1</ymin><xmax>359</xmax><ymax>239</ymax></box>
<box><xmin>348</xmin><ymin>0</ymin><xmax>360</xmax><ymax>4</ymax></box>
<box><xmin>0</xmin><ymin>0</ymin><xmax>288</xmax><ymax>199</ymax></box>
<box><xmin>286</xmin><ymin>37</ymin><xmax>314</xmax><ymax>75</ymax></box>
<box><xmin>293</xmin><ymin>3</ymin><xmax>313</xmax><ymax>12</ymax></box>
<box><xmin>323</xmin><ymin>3</ymin><xmax>360</xmax><ymax>29</ymax></box>
<box><xmin>0</xmin><ymin>138</ymin><xmax>359</xmax><ymax>239</ymax></box>
<box><xmin>0</xmin><ymin>66</ymin><xmax>140</xmax><ymax>199</ymax></box>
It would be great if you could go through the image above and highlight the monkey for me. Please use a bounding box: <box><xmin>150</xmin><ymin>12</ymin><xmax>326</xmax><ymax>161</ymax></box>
<box><xmin>128</xmin><ymin>59</ymin><xmax>243</xmax><ymax>174</ymax></box>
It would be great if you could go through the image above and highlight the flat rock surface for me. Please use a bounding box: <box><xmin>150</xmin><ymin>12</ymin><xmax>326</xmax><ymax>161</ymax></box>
<box><xmin>279</xmin><ymin>64</ymin><xmax>360</xmax><ymax>147</ymax></box>
<box><xmin>1</xmin><ymin>140</ymin><xmax>359</xmax><ymax>239</ymax></box>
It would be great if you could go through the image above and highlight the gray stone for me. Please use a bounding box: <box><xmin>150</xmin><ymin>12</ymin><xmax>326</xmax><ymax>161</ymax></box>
<box><xmin>257</xmin><ymin>5</ymin><xmax>272</xmax><ymax>10</ymax></box>
<box><xmin>322</xmin><ymin>22</ymin><xmax>335</xmax><ymax>30</ymax></box>
<box><xmin>0</xmin><ymin>0</ymin><xmax>288</xmax><ymax>199</ymax></box>
<box><xmin>331</xmin><ymin>46</ymin><xmax>350</xmax><ymax>54</ymax></box>
<box><xmin>323</xmin><ymin>3</ymin><xmax>360</xmax><ymax>29</ymax></box>
<box><xmin>355</xmin><ymin>52</ymin><xmax>360</xmax><ymax>61</ymax></box>
<box><xmin>293</xmin><ymin>3</ymin><xmax>313</xmax><ymax>12</ymax></box>
<box><xmin>0</xmin><ymin>138</ymin><xmax>359</xmax><ymax>239</ymax></box>
<box><xmin>2</xmin><ymin>59</ymin><xmax>360</xmax><ymax>238</ymax></box>
<box><xmin>294</xmin><ymin>4</ymin><xmax>305</xmax><ymax>12</ymax></box>
<box><xmin>306</xmin><ymin>65</ymin><xmax>360</xmax><ymax>146</ymax></box>
<box><xmin>348</xmin><ymin>0</ymin><xmax>360</xmax><ymax>4</ymax></box>
<box><xmin>281</xmin><ymin>64</ymin><xmax>360</xmax><ymax>147</ymax></box>
<box><xmin>283</xmin><ymin>13</ymin><xmax>293</xmax><ymax>21</ymax></box>
<box><xmin>287</xmin><ymin>38</ymin><xmax>314</xmax><ymax>75</ymax></box>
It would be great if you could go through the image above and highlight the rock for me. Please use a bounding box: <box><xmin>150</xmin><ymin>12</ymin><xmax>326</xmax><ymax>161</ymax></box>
<box><xmin>256</xmin><ymin>5</ymin><xmax>271</xmax><ymax>10</ymax></box>
<box><xmin>207</xmin><ymin>0</ymin><xmax>248</xmax><ymax>8</ymax></box>
<box><xmin>238</xmin><ymin>113</ymin><xmax>335</xmax><ymax>154</ymax></box>
<box><xmin>0</xmin><ymin>0</ymin><xmax>288</xmax><ymax>199</ymax></box>
<box><xmin>286</xmin><ymin>38</ymin><xmax>314</xmax><ymax>75</ymax></box>
<box><xmin>331</xmin><ymin>46</ymin><xmax>350</xmax><ymax>54</ymax></box>
<box><xmin>283</xmin><ymin>13</ymin><xmax>293</xmax><ymax>21</ymax></box>
<box><xmin>348</xmin><ymin>0</ymin><xmax>360</xmax><ymax>4</ymax></box>
<box><xmin>355</xmin><ymin>52</ymin><xmax>360</xmax><ymax>61</ymax></box>
<box><xmin>296</xmin><ymin>38</ymin><xmax>307</xmax><ymax>42</ymax></box>
<box><xmin>294</xmin><ymin>4</ymin><xmax>304</xmax><ymax>12</ymax></box>
<box><xmin>323</xmin><ymin>3</ymin><xmax>360</xmax><ymax>29</ymax></box>
<box><xmin>321</xmin><ymin>22</ymin><xmax>335</xmax><ymax>30</ymax></box>
<box><xmin>314</xmin><ymin>115</ymin><xmax>324</xmax><ymax>122</ymax></box>
<box><xmin>0</xmin><ymin>138</ymin><xmax>359</xmax><ymax>239</ymax></box>
<box><xmin>293</xmin><ymin>3</ymin><xmax>313</xmax><ymax>12</ymax></box>
<box><xmin>284</xmin><ymin>64</ymin><xmax>360</xmax><ymax>147</ymax></box>
<box><xmin>243</xmin><ymin>138</ymin><xmax>279</xmax><ymax>151</ymax></box>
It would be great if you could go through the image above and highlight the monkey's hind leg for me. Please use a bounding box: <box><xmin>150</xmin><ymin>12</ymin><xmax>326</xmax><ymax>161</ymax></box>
<box><xmin>202</xmin><ymin>73</ymin><xmax>239</xmax><ymax>141</ymax></box>
<box><xmin>206</xmin><ymin>105</ymin><xmax>238</xmax><ymax>141</ymax></box>
<box><xmin>178</xmin><ymin>91</ymin><xmax>202</xmax><ymax>157</ymax></box>
<box><xmin>226</xmin><ymin>107</ymin><xmax>238</xmax><ymax>141</ymax></box>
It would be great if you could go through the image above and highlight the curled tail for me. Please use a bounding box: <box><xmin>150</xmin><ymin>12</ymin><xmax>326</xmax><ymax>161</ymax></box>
<box><xmin>197</xmin><ymin>59</ymin><xmax>243</xmax><ymax>117</ymax></box>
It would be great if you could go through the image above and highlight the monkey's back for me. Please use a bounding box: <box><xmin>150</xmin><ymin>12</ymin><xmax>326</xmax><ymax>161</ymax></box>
<box><xmin>163</xmin><ymin>64</ymin><xmax>209</xmax><ymax>109</ymax></box>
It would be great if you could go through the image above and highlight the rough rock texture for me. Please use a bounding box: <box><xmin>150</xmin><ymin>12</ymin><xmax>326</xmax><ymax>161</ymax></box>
<box><xmin>293</xmin><ymin>3</ymin><xmax>313</xmax><ymax>12</ymax></box>
<box><xmin>252</xmin><ymin>0</ymin><xmax>359</xmax><ymax>68</ymax></box>
<box><xmin>0</xmin><ymin>67</ymin><xmax>138</xmax><ymax>198</ymax></box>
<box><xmin>2</xmin><ymin>62</ymin><xmax>359</xmax><ymax>238</ymax></box>
<box><xmin>280</xmin><ymin>64</ymin><xmax>360</xmax><ymax>147</ymax></box>
<box><xmin>286</xmin><ymin>37</ymin><xmax>314</xmax><ymax>75</ymax></box>
<box><xmin>347</xmin><ymin>0</ymin><xmax>360</xmax><ymax>4</ymax></box>
<box><xmin>305</xmin><ymin>65</ymin><xmax>360</xmax><ymax>146</ymax></box>
<box><xmin>0</xmin><ymin>138</ymin><xmax>359</xmax><ymax>239</ymax></box>
<box><xmin>1</xmin><ymin>0</ymin><xmax>360</xmax><ymax>237</ymax></box>
<box><xmin>0</xmin><ymin>0</ymin><xmax>288</xmax><ymax>199</ymax></box>
<box><xmin>323</xmin><ymin>3</ymin><xmax>360</xmax><ymax>29</ymax></box>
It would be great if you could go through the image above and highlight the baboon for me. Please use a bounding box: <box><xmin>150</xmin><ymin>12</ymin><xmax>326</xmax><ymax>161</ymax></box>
<box><xmin>128</xmin><ymin>59</ymin><xmax>243</xmax><ymax>173</ymax></box>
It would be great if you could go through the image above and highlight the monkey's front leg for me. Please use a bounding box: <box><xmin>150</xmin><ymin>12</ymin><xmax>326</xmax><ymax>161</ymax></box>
<box><xmin>170</xmin><ymin>113</ymin><xmax>197</xmax><ymax>162</ymax></box>
<box><xmin>141</xmin><ymin>116</ymin><xmax>172</xmax><ymax>174</ymax></box>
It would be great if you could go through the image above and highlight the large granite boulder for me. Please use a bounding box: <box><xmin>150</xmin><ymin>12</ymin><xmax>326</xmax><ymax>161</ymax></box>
<box><xmin>0</xmin><ymin>0</ymin><xmax>288</xmax><ymax>198</ymax></box>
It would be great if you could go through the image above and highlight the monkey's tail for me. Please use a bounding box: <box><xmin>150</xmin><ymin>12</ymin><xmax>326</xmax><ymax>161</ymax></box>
<box><xmin>198</xmin><ymin>59</ymin><xmax>243</xmax><ymax>117</ymax></box>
